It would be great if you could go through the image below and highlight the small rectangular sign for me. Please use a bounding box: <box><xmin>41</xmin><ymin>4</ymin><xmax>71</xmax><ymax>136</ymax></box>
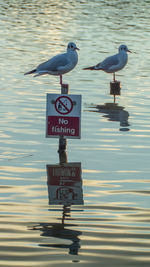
<box><xmin>46</xmin><ymin>94</ymin><xmax>81</xmax><ymax>139</ymax></box>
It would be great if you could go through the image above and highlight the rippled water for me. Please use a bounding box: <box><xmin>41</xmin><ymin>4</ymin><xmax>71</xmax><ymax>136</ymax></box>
<box><xmin>1</xmin><ymin>0</ymin><xmax>150</xmax><ymax>266</ymax></box>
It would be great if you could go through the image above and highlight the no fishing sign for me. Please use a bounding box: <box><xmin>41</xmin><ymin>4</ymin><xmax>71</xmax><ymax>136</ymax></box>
<box><xmin>46</xmin><ymin>94</ymin><xmax>81</xmax><ymax>139</ymax></box>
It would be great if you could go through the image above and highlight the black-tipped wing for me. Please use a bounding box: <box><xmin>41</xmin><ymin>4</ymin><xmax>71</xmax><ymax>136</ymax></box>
<box><xmin>37</xmin><ymin>53</ymin><xmax>69</xmax><ymax>72</ymax></box>
<box><xmin>96</xmin><ymin>54</ymin><xmax>119</xmax><ymax>70</ymax></box>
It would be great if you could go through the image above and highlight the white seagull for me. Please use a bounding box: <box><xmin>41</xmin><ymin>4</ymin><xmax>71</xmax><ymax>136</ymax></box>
<box><xmin>24</xmin><ymin>42</ymin><xmax>79</xmax><ymax>85</ymax></box>
<box><xmin>83</xmin><ymin>45</ymin><xmax>131</xmax><ymax>82</ymax></box>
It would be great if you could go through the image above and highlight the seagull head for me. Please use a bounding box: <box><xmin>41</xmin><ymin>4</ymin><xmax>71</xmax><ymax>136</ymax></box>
<box><xmin>119</xmin><ymin>45</ymin><xmax>131</xmax><ymax>53</ymax></box>
<box><xmin>67</xmin><ymin>42</ymin><xmax>80</xmax><ymax>52</ymax></box>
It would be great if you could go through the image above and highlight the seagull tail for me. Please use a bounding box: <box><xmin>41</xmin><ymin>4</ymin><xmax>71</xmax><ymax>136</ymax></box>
<box><xmin>24</xmin><ymin>69</ymin><xmax>36</xmax><ymax>75</ymax></box>
<box><xmin>83</xmin><ymin>66</ymin><xmax>96</xmax><ymax>70</ymax></box>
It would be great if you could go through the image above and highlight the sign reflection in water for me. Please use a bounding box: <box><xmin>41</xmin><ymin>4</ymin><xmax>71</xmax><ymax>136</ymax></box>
<box><xmin>47</xmin><ymin>162</ymin><xmax>83</xmax><ymax>206</ymax></box>
<box><xmin>30</xmin><ymin>163</ymin><xmax>83</xmax><ymax>256</ymax></box>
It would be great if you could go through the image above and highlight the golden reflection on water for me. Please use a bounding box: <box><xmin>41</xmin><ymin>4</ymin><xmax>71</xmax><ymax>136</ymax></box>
<box><xmin>0</xmin><ymin>165</ymin><xmax>43</xmax><ymax>173</ymax></box>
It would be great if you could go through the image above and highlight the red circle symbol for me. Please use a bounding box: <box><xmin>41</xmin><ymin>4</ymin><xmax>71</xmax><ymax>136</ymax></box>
<box><xmin>55</xmin><ymin>96</ymin><xmax>73</xmax><ymax>115</ymax></box>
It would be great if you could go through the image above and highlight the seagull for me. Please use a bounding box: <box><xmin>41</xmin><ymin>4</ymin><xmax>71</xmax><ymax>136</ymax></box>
<box><xmin>83</xmin><ymin>45</ymin><xmax>131</xmax><ymax>82</ymax></box>
<box><xmin>24</xmin><ymin>42</ymin><xmax>79</xmax><ymax>85</ymax></box>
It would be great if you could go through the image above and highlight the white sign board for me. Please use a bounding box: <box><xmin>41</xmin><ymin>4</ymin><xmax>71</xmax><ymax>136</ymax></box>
<box><xmin>46</xmin><ymin>94</ymin><xmax>81</xmax><ymax>139</ymax></box>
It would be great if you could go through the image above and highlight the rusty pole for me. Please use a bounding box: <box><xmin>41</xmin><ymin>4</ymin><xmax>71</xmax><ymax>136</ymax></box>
<box><xmin>58</xmin><ymin>84</ymin><xmax>69</xmax><ymax>164</ymax></box>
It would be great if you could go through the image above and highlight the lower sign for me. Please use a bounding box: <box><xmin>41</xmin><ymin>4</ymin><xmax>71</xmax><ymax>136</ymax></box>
<box><xmin>46</xmin><ymin>94</ymin><xmax>81</xmax><ymax>139</ymax></box>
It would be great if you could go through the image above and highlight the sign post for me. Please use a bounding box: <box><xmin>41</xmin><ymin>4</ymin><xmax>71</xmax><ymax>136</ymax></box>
<box><xmin>46</xmin><ymin>83</ymin><xmax>81</xmax><ymax>164</ymax></box>
<box><xmin>46</xmin><ymin>84</ymin><xmax>83</xmax><ymax>226</ymax></box>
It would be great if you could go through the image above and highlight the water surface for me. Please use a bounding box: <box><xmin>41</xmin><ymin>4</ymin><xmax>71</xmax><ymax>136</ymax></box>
<box><xmin>0</xmin><ymin>1</ymin><xmax>150</xmax><ymax>266</ymax></box>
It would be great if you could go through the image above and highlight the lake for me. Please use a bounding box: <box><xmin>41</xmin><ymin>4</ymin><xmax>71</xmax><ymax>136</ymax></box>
<box><xmin>0</xmin><ymin>0</ymin><xmax>150</xmax><ymax>266</ymax></box>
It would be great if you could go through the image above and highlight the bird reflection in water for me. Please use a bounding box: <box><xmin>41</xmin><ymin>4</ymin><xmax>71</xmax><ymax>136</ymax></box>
<box><xmin>87</xmin><ymin>103</ymin><xmax>130</xmax><ymax>131</ymax></box>
<box><xmin>29</xmin><ymin>162</ymin><xmax>83</xmax><ymax>256</ymax></box>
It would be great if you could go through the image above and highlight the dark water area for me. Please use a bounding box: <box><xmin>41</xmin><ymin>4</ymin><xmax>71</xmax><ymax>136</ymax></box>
<box><xmin>0</xmin><ymin>0</ymin><xmax>150</xmax><ymax>266</ymax></box>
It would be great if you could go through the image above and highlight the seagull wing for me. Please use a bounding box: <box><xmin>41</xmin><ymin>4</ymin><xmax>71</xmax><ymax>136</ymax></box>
<box><xmin>37</xmin><ymin>53</ymin><xmax>69</xmax><ymax>73</ymax></box>
<box><xmin>96</xmin><ymin>54</ymin><xmax>119</xmax><ymax>70</ymax></box>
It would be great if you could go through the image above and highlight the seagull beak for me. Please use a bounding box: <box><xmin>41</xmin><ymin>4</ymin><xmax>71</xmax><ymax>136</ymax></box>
<box><xmin>127</xmin><ymin>49</ymin><xmax>132</xmax><ymax>53</ymax></box>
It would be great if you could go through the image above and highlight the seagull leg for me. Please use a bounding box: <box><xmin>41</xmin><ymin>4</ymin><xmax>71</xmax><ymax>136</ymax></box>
<box><xmin>113</xmin><ymin>73</ymin><xmax>116</xmax><ymax>82</ymax></box>
<box><xmin>60</xmin><ymin>75</ymin><xmax>62</xmax><ymax>85</ymax></box>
